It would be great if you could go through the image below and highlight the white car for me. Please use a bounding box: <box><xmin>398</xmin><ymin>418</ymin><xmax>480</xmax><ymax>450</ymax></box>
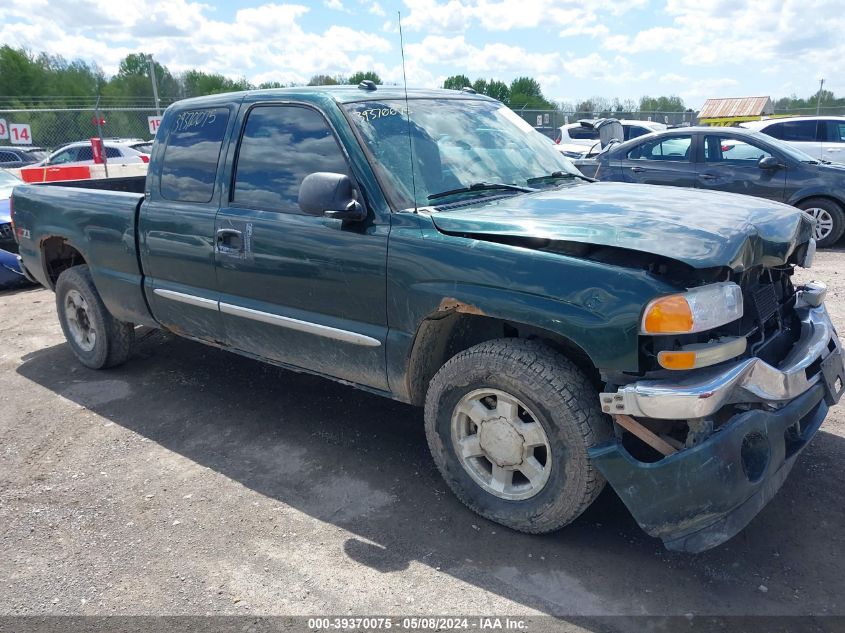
<box><xmin>40</xmin><ymin>139</ymin><xmax>150</xmax><ymax>167</ymax></box>
<box><xmin>555</xmin><ymin>119</ymin><xmax>667</xmax><ymax>158</ymax></box>
<box><xmin>740</xmin><ymin>116</ymin><xmax>845</xmax><ymax>162</ymax></box>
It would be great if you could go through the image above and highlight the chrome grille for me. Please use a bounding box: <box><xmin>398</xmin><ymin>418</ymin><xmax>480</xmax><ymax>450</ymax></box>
<box><xmin>0</xmin><ymin>223</ymin><xmax>12</xmax><ymax>241</ymax></box>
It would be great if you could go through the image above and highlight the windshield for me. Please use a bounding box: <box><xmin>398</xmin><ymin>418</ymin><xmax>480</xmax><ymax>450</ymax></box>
<box><xmin>0</xmin><ymin>170</ymin><xmax>21</xmax><ymax>198</ymax></box>
<box><xmin>344</xmin><ymin>98</ymin><xmax>583</xmax><ymax>208</ymax></box>
<box><xmin>747</xmin><ymin>131</ymin><xmax>821</xmax><ymax>163</ymax></box>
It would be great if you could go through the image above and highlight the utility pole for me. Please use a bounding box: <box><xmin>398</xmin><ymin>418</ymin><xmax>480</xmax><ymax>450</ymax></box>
<box><xmin>94</xmin><ymin>93</ymin><xmax>109</xmax><ymax>179</ymax></box>
<box><xmin>148</xmin><ymin>54</ymin><xmax>161</xmax><ymax>115</ymax></box>
<box><xmin>816</xmin><ymin>78</ymin><xmax>825</xmax><ymax>115</ymax></box>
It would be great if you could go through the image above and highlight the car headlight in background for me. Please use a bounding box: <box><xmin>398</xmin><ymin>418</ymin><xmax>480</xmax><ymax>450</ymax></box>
<box><xmin>641</xmin><ymin>282</ymin><xmax>744</xmax><ymax>335</ymax></box>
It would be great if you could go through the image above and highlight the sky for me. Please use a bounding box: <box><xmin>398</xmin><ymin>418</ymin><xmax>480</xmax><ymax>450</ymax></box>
<box><xmin>1</xmin><ymin>0</ymin><xmax>842</xmax><ymax>108</ymax></box>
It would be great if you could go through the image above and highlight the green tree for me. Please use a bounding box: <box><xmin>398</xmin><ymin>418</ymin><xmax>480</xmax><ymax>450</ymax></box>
<box><xmin>484</xmin><ymin>80</ymin><xmax>510</xmax><ymax>103</ymax></box>
<box><xmin>104</xmin><ymin>53</ymin><xmax>180</xmax><ymax>103</ymax></box>
<box><xmin>443</xmin><ymin>74</ymin><xmax>472</xmax><ymax>90</ymax></box>
<box><xmin>348</xmin><ymin>71</ymin><xmax>382</xmax><ymax>85</ymax></box>
<box><xmin>639</xmin><ymin>95</ymin><xmax>686</xmax><ymax>112</ymax></box>
<box><xmin>509</xmin><ymin>76</ymin><xmax>556</xmax><ymax>110</ymax></box>
<box><xmin>308</xmin><ymin>74</ymin><xmax>344</xmax><ymax>86</ymax></box>
<box><xmin>181</xmin><ymin>70</ymin><xmax>252</xmax><ymax>98</ymax></box>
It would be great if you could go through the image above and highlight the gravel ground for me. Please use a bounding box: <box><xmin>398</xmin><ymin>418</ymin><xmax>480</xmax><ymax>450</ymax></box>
<box><xmin>0</xmin><ymin>248</ymin><xmax>843</xmax><ymax>627</ymax></box>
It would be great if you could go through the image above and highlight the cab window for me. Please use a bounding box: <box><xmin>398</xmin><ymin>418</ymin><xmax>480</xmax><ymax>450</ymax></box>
<box><xmin>160</xmin><ymin>108</ymin><xmax>230</xmax><ymax>203</ymax></box>
<box><xmin>232</xmin><ymin>105</ymin><xmax>350</xmax><ymax>214</ymax></box>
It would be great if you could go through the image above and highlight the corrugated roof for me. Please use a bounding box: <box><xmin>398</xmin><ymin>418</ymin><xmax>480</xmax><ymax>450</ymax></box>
<box><xmin>698</xmin><ymin>96</ymin><xmax>774</xmax><ymax>119</ymax></box>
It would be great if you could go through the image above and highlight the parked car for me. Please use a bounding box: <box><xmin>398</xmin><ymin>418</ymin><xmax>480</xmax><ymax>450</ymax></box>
<box><xmin>0</xmin><ymin>171</ymin><xmax>32</xmax><ymax>288</ymax></box>
<box><xmin>11</xmin><ymin>87</ymin><xmax>843</xmax><ymax>553</ymax></box>
<box><xmin>595</xmin><ymin>126</ymin><xmax>845</xmax><ymax>247</ymax></box>
<box><xmin>556</xmin><ymin>119</ymin><xmax>666</xmax><ymax>158</ymax></box>
<box><xmin>129</xmin><ymin>140</ymin><xmax>154</xmax><ymax>155</ymax></box>
<box><xmin>0</xmin><ymin>146</ymin><xmax>49</xmax><ymax>169</ymax></box>
<box><xmin>37</xmin><ymin>139</ymin><xmax>150</xmax><ymax>167</ymax></box>
<box><xmin>740</xmin><ymin>116</ymin><xmax>845</xmax><ymax>162</ymax></box>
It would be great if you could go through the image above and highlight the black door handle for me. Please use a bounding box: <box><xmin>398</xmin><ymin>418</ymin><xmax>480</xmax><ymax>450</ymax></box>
<box><xmin>630</xmin><ymin>166</ymin><xmax>647</xmax><ymax>172</ymax></box>
<box><xmin>216</xmin><ymin>228</ymin><xmax>243</xmax><ymax>254</ymax></box>
<box><xmin>699</xmin><ymin>173</ymin><xmax>716</xmax><ymax>180</ymax></box>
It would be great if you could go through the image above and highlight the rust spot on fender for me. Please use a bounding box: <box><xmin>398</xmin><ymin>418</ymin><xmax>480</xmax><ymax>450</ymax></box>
<box><xmin>436</xmin><ymin>297</ymin><xmax>486</xmax><ymax>316</ymax></box>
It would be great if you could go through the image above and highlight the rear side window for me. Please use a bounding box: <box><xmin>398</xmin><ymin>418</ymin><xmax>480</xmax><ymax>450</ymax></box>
<box><xmin>160</xmin><ymin>108</ymin><xmax>230</xmax><ymax>203</ymax></box>
<box><xmin>627</xmin><ymin>136</ymin><xmax>691</xmax><ymax>161</ymax></box>
<box><xmin>765</xmin><ymin>120</ymin><xmax>820</xmax><ymax>142</ymax></box>
<box><xmin>624</xmin><ymin>126</ymin><xmax>650</xmax><ymax>141</ymax></box>
<box><xmin>232</xmin><ymin>105</ymin><xmax>350</xmax><ymax>213</ymax></box>
<box><xmin>824</xmin><ymin>121</ymin><xmax>845</xmax><ymax>143</ymax></box>
<box><xmin>0</xmin><ymin>151</ymin><xmax>19</xmax><ymax>163</ymax></box>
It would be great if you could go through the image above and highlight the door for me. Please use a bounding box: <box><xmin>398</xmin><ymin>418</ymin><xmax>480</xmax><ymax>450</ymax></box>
<box><xmin>619</xmin><ymin>134</ymin><xmax>696</xmax><ymax>186</ymax></box>
<box><xmin>697</xmin><ymin>135</ymin><xmax>786</xmax><ymax>201</ymax></box>
<box><xmin>139</xmin><ymin>105</ymin><xmax>233</xmax><ymax>342</ymax></box>
<box><xmin>214</xmin><ymin>104</ymin><xmax>390</xmax><ymax>390</ymax></box>
<box><xmin>821</xmin><ymin>120</ymin><xmax>845</xmax><ymax>163</ymax></box>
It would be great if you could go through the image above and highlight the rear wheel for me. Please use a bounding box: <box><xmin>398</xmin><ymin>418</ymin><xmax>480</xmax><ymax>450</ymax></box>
<box><xmin>55</xmin><ymin>265</ymin><xmax>134</xmax><ymax>369</ymax></box>
<box><xmin>424</xmin><ymin>339</ymin><xmax>611</xmax><ymax>533</ymax></box>
<box><xmin>798</xmin><ymin>197</ymin><xmax>845</xmax><ymax>248</ymax></box>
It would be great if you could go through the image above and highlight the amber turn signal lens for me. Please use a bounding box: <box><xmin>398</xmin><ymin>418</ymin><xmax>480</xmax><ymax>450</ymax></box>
<box><xmin>657</xmin><ymin>350</ymin><xmax>696</xmax><ymax>370</ymax></box>
<box><xmin>643</xmin><ymin>295</ymin><xmax>694</xmax><ymax>334</ymax></box>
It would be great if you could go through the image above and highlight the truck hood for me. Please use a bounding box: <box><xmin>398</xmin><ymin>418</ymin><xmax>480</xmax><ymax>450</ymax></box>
<box><xmin>429</xmin><ymin>182</ymin><xmax>814</xmax><ymax>271</ymax></box>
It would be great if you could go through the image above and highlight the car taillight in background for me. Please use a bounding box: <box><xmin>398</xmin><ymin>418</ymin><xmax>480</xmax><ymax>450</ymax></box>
<box><xmin>140</xmin><ymin>155</ymin><xmax>150</xmax><ymax>163</ymax></box>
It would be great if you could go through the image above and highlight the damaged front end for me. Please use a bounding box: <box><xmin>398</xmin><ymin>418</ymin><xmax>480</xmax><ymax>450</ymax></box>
<box><xmin>590</xmin><ymin>272</ymin><xmax>845</xmax><ymax>553</ymax></box>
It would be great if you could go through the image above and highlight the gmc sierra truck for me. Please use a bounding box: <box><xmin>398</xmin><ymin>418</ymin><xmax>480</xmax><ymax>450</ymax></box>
<box><xmin>10</xmin><ymin>85</ymin><xmax>844</xmax><ymax>552</ymax></box>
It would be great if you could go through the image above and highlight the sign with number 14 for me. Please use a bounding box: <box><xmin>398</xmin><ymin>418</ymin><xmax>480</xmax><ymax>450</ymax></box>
<box><xmin>9</xmin><ymin>123</ymin><xmax>32</xmax><ymax>145</ymax></box>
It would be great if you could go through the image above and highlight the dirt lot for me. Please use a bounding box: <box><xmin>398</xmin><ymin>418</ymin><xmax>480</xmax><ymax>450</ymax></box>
<box><xmin>1</xmin><ymin>249</ymin><xmax>844</xmax><ymax>628</ymax></box>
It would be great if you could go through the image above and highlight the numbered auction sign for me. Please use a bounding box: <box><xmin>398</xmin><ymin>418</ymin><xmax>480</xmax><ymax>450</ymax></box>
<box><xmin>9</xmin><ymin>123</ymin><xmax>32</xmax><ymax>145</ymax></box>
<box><xmin>148</xmin><ymin>116</ymin><xmax>163</xmax><ymax>136</ymax></box>
<box><xmin>0</xmin><ymin>119</ymin><xmax>8</xmax><ymax>140</ymax></box>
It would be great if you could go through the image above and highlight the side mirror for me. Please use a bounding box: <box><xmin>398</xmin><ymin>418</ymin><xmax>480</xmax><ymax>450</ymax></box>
<box><xmin>758</xmin><ymin>156</ymin><xmax>782</xmax><ymax>170</ymax></box>
<box><xmin>298</xmin><ymin>172</ymin><xmax>366</xmax><ymax>221</ymax></box>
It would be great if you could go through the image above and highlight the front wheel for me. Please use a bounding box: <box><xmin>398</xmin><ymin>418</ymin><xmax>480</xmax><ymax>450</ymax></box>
<box><xmin>424</xmin><ymin>339</ymin><xmax>611</xmax><ymax>533</ymax></box>
<box><xmin>55</xmin><ymin>265</ymin><xmax>135</xmax><ymax>369</ymax></box>
<box><xmin>798</xmin><ymin>197</ymin><xmax>845</xmax><ymax>248</ymax></box>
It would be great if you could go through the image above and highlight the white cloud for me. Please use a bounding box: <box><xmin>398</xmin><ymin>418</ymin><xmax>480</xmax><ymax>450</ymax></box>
<box><xmin>402</xmin><ymin>0</ymin><xmax>644</xmax><ymax>35</ymax></box>
<box><xmin>369</xmin><ymin>1</ymin><xmax>386</xmax><ymax>16</ymax></box>
<box><xmin>0</xmin><ymin>0</ymin><xmax>392</xmax><ymax>84</ymax></box>
<box><xmin>603</xmin><ymin>0</ymin><xmax>845</xmax><ymax>94</ymax></box>
<box><xmin>324</xmin><ymin>0</ymin><xmax>346</xmax><ymax>10</ymax></box>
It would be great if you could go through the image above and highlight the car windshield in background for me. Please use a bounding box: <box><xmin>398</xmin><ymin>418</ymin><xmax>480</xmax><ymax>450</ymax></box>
<box><xmin>0</xmin><ymin>170</ymin><xmax>21</xmax><ymax>198</ymax></box>
<box><xmin>754</xmin><ymin>132</ymin><xmax>825</xmax><ymax>163</ymax></box>
<box><xmin>344</xmin><ymin>99</ymin><xmax>582</xmax><ymax>208</ymax></box>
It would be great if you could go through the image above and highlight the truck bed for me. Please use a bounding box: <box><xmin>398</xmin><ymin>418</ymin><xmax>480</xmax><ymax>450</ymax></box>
<box><xmin>12</xmin><ymin>179</ymin><xmax>152</xmax><ymax>325</ymax></box>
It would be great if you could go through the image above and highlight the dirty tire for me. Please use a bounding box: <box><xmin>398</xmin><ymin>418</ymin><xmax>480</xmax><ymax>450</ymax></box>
<box><xmin>55</xmin><ymin>265</ymin><xmax>134</xmax><ymax>369</ymax></box>
<box><xmin>798</xmin><ymin>197</ymin><xmax>845</xmax><ymax>248</ymax></box>
<box><xmin>424</xmin><ymin>338</ymin><xmax>611</xmax><ymax>534</ymax></box>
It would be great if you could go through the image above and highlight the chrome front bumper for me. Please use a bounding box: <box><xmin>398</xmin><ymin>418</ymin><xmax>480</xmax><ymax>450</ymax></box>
<box><xmin>600</xmin><ymin>303</ymin><xmax>843</xmax><ymax>420</ymax></box>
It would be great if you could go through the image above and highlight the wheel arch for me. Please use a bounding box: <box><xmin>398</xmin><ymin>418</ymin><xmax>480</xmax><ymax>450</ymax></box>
<box><xmin>787</xmin><ymin>188</ymin><xmax>845</xmax><ymax>210</ymax></box>
<box><xmin>404</xmin><ymin>308</ymin><xmax>600</xmax><ymax>406</ymax></box>
<box><xmin>40</xmin><ymin>235</ymin><xmax>88</xmax><ymax>290</ymax></box>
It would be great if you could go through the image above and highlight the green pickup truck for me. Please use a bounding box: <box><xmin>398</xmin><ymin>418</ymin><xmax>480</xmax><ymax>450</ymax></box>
<box><xmin>10</xmin><ymin>86</ymin><xmax>844</xmax><ymax>552</ymax></box>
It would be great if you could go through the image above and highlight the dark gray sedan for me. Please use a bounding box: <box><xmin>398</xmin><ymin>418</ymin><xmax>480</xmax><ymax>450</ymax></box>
<box><xmin>595</xmin><ymin>126</ymin><xmax>845</xmax><ymax>247</ymax></box>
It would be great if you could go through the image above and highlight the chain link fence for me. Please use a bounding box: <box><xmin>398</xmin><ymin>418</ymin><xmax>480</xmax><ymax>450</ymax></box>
<box><xmin>4</xmin><ymin>102</ymin><xmax>845</xmax><ymax>153</ymax></box>
<box><xmin>0</xmin><ymin>107</ymin><xmax>160</xmax><ymax>152</ymax></box>
<box><xmin>516</xmin><ymin>105</ymin><xmax>845</xmax><ymax>137</ymax></box>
